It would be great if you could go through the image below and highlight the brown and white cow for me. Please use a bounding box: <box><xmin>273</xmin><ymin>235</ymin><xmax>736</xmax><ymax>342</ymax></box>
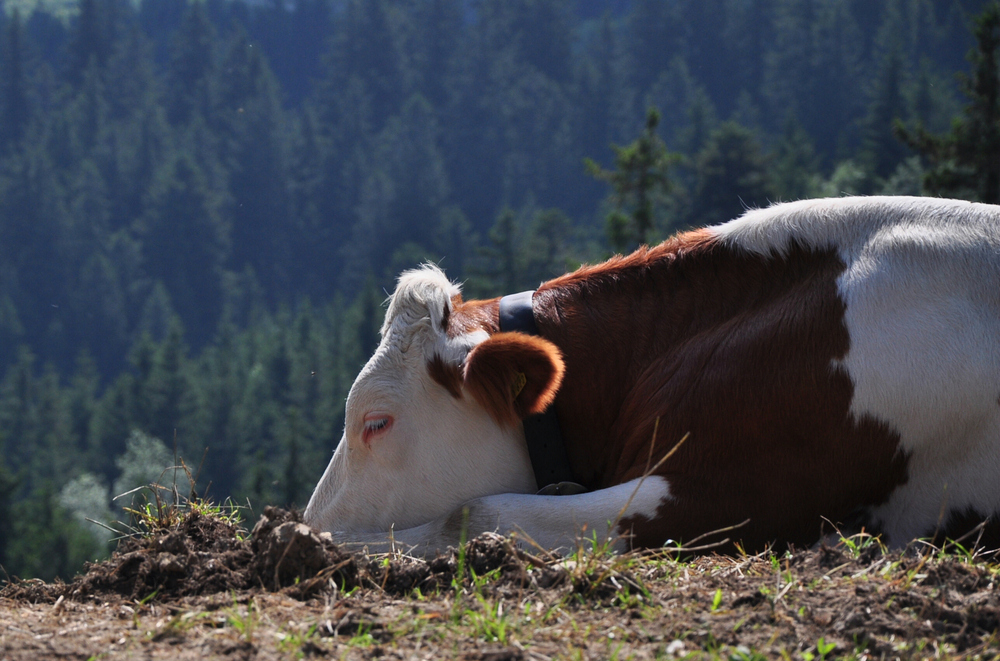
<box><xmin>304</xmin><ymin>196</ymin><xmax>1000</xmax><ymax>555</ymax></box>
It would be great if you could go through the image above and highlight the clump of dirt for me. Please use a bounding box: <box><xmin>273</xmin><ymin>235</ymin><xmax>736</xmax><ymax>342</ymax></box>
<box><xmin>0</xmin><ymin>506</ymin><xmax>360</xmax><ymax>604</ymax></box>
<box><xmin>69</xmin><ymin>509</ymin><xmax>253</xmax><ymax>601</ymax></box>
<box><xmin>363</xmin><ymin>532</ymin><xmax>571</xmax><ymax>596</ymax></box>
<box><xmin>2</xmin><ymin>507</ymin><xmax>556</xmax><ymax>604</ymax></box>
<box><xmin>248</xmin><ymin>506</ymin><xmax>358</xmax><ymax>598</ymax></box>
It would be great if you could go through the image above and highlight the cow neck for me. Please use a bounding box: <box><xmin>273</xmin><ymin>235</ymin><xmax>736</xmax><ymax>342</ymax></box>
<box><xmin>498</xmin><ymin>291</ymin><xmax>586</xmax><ymax>496</ymax></box>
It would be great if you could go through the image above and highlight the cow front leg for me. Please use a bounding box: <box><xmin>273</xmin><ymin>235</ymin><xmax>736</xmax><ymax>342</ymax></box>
<box><xmin>323</xmin><ymin>476</ymin><xmax>672</xmax><ymax>557</ymax></box>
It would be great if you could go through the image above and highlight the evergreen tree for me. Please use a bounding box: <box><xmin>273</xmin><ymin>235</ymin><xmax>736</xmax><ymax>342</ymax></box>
<box><xmin>307</xmin><ymin>75</ymin><xmax>374</xmax><ymax>287</ymax></box>
<box><xmin>192</xmin><ymin>321</ymin><xmax>237</xmax><ymax>497</ymax></box>
<box><xmin>586</xmin><ymin>108</ymin><xmax>679</xmax><ymax>252</ymax></box>
<box><xmin>325</xmin><ymin>0</ymin><xmax>407</xmax><ymax>132</ymax></box>
<box><xmin>218</xmin><ymin>27</ymin><xmax>291</xmax><ymax>299</ymax></box>
<box><xmin>722</xmin><ymin>0</ymin><xmax>777</xmax><ymax>107</ymax></box>
<box><xmin>691</xmin><ymin>121</ymin><xmax>776</xmax><ymax>227</ymax></box>
<box><xmin>0</xmin><ymin>455</ymin><xmax>19</xmax><ymax>570</ymax></box>
<box><xmin>897</xmin><ymin>2</ymin><xmax>1000</xmax><ymax>203</ymax></box>
<box><xmin>279</xmin><ymin>0</ymin><xmax>329</xmax><ymax>105</ymax></box>
<box><xmin>166</xmin><ymin>2</ymin><xmax>216</xmax><ymax>126</ymax></box>
<box><xmin>7</xmin><ymin>482</ymin><xmax>102</xmax><ymax>581</ymax></box>
<box><xmin>647</xmin><ymin>58</ymin><xmax>702</xmax><ymax>150</ymax></box>
<box><xmin>506</xmin><ymin>0</ymin><xmax>574</xmax><ymax>83</ymax></box>
<box><xmin>471</xmin><ymin>208</ymin><xmax>521</xmax><ymax>295</ymax></box>
<box><xmin>0</xmin><ymin>137</ymin><xmax>67</xmax><ymax>356</ymax></box>
<box><xmin>0</xmin><ymin>10</ymin><xmax>30</xmax><ymax>153</ymax></box>
<box><xmin>67</xmin><ymin>351</ymin><xmax>98</xmax><ymax>456</ymax></box>
<box><xmin>32</xmin><ymin>364</ymin><xmax>76</xmax><ymax>482</ymax></box>
<box><xmin>345</xmin><ymin>94</ymin><xmax>451</xmax><ymax>287</ymax></box>
<box><xmin>67</xmin><ymin>0</ymin><xmax>110</xmax><ymax>85</ymax></box>
<box><xmin>104</xmin><ymin>22</ymin><xmax>157</xmax><ymax>122</ymax></box>
<box><xmin>137</xmin><ymin>152</ymin><xmax>229</xmax><ymax>343</ymax></box>
<box><xmin>354</xmin><ymin>276</ymin><xmax>383</xmax><ymax>363</ymax></box>
<box><xmin>576</xmin><ymin>12</ymin><xmax>622</xmax><ymax>165</ymax></box>
<box><xmin>771</xmin><ymin>114</ymin><xmax>821</xmax><ymax>201</ymax></box>
<box><xmin>145</xmin><ymin>320</ymin><xmax>190</xmax><ymax>447</ymax></box>
<box><xmin>0</xmin><ymin>346</ymin><xmax>39</xmax><ymax>474</ymax></box>
<box><xmin>411</xmin><ymin>0</ymin><xmax>462</xmax><ymax>109</ymax></box>
<box><xmin>861</xmin><ymin>50</ymin><xmax>911</xmax><ymax>187</ymax></box>
<box><xmin>89</xmin><ymin>374</ymin><xmax>134</xmax><ymax>484</ymax></box>
<box><xmin>628</xmin><ymin>0</ymin><xmax>681</xmax><ymax>95</ymax></box>
<box><xmin>802</xmin><ymin>0</ymin><xmax>864</xmax><ymax>150</ymax></box>
<box><xmin>677</xmin><ymin>88</ymin><xmax>718</xmax><ymax>157</ymax></box>
<box><xmin>432</xmin><ymin>205</ymin><xmax>476</xmax><ymax>282</ymax></box>
<box><xmin>279</xmin><ymin>405</ymin><xmax>302</xmax><ymax>507</ymax></box>
<box><xmin>676</xmin><ymin>0</ymin><xmax>733</xmax><ymax>115</ymax></box>
<box><xmin>524</xmin><ymin>208</ymin><xmax>572</xmax><ymax>284</ymax></box>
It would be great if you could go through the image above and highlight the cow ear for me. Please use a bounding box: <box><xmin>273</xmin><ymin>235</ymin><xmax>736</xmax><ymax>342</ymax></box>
<box><xmin>463</xmin><ymin>332</ymin><xmax>565</xmax><ymax>427</ymax></box>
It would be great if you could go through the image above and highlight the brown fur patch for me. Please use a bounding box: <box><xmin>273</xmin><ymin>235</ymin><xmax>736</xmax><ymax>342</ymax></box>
<box><xmin>530</xmin><ymin>228</ymin><xmax>908</xmax><ymax>552</ymax></box>
<box><xmin>427</xmin><ymin>354</ymin><xmax>463</xmax><ymax>399</ymax></box>
<box><xmin>463</xmin><ymin>333</ymin><xmax>565</xmax><ymax>427</ymax></box>
<box><xmin>447</xmin><ymin>297</ymin><xmax>500</xmax><ymax>338</ymax></box>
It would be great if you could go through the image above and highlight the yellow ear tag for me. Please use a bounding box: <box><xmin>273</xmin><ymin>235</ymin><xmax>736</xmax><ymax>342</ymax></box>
<box><xmin>511</xmin><ymin>371</ymin><xmax>527</xmax><ymax>399</ymax></box>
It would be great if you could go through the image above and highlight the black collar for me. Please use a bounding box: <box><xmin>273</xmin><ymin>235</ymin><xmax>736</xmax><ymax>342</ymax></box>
<box><xmin>499</xmin><ymin>291</ymin><xmax>586</xmax><ymax>496</ymax></box>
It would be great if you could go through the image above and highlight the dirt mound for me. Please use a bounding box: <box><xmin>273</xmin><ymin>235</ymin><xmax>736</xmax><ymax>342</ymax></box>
<box><xmin>0</xmin><ymin>508</ymin><xmax>547</xmax><ymax>605</ymax></box>
<box><xmin>1</xmin><ymin>506</ymin><xmax>361</xmax><ymax>603</ymax></box>
<box><xmin>248</xmin><ymin>506</ymin><xmax>359</xmax><ymax>597</ymax></box>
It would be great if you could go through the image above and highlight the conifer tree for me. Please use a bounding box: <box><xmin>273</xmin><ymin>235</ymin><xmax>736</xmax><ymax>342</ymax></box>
<box><xmin>861</xmin><ymin>50</ymin><xmax>910</xmax><ymax>187</ymax></box>
<box><xmin>354</xmin><ymin>276</ymin><xmax>383</xmax><ymax>363</ymax></box>
<box><xmin>412</xmin><ymin>0</ymin><xmax>462</xmax><ymax>109</ymax></box>
<box><xmin>897</xmin><ymin>2</ymin><xmax>1000</xmax><ymax>203</ymax></box>
<box><xmin>691</xmin><ymin>121</ymin><xmax>775</xmax><ymax>226</ymax></box>
<box><xmin>0</xmin><ymin>10</ymin><xmax>29</xmax><ymax>153</ymax></box>
<box><xmin>68</xmin><ymin>0</ymin><xmax>110</xmax><ymax>85</ymax></box>
<box><xmin>771</xmin><ymin>114</ymin><xmax>821</xmax><ymax>201</ymax></box>
<box><xmin>166</xmin><ymin>2</ymin><xmax>216</xmax><ymax>126</ymax></box>
<box><xmin>0</xmin><ymin>456</ymin><xmax>19</xmax><ymax>570</ymax></box>
<box><xmin>471</xmin><ymin>208</ymin><xmax>521</xmax><ymax>295</ymax></box>
<box><xmin>146</xmin><ymin>320</ymin><xmax>189</xmax><ymax>446</ymax></box>
<box><xmin>586</xmin><ymin>108</ymin><xmax>678</xmax><ymax>252</ymax></box>
<box><xmin>326</xmin><ymin>0</ymin><xmax>406</xmax><ymax>132</ymax></box>
<box><xmin>218</xmin><ymin>27</ymin><xmax>290</xmax><ymax>297</ymax></box>
<box><xmin>525</xmin><ymin>208</ymin><xmax>571</xmax><ymax>284</ymax></box>
<box><xmin>67</xmin><ymin>351</ymin><xmax>98</xmax><ymax>456</ymax></box>
<box><xmin>137</xmin><ymin>153</ymin><xmax>228</xmax><ymax>343</ymax></box>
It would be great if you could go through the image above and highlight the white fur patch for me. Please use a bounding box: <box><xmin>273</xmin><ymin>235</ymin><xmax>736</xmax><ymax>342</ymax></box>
<box><xmin>327</xmin><ymin>476</ymin><xmax>673</xmax><ymax>556</ymax></box>
<box><xmin>714</xmin><ymin>196</ymin><xmax>1000</xmax><ymax>545</ymax></box>
<box><xmin>381</xmin><ymin>264</ymin><xmax>461</xmax><ymax>340</ymax></box>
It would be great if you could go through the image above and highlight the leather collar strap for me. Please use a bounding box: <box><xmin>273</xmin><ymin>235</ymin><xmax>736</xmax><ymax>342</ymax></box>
<box><xmin>499</xmin><ymin>291</ymin><xmax>585</xmax><ymax>495</ymax></box>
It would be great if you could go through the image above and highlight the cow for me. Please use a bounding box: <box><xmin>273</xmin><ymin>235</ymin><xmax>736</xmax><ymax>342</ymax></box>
<box><xmin>304</xmin><ymin>196</ymin><xmax>1000</xmax><ymax>556</ymax></box>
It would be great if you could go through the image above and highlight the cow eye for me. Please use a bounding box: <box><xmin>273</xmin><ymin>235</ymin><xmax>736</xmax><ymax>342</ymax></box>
<box><xmin>362</xmin><ymin>415</ymin><xmax>393</xmax><ymax>444</ymax></box>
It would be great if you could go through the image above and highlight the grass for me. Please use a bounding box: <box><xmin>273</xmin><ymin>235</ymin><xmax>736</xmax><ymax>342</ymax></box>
<box><xmin>104</xmin><ymin>456</ymin><xmax>248</xmax><ymax>544</ymax></box>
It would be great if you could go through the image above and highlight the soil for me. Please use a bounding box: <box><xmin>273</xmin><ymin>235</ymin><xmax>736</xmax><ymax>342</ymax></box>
<box><xmin>2</xmin><ymin>508</ymin><xmax>999</xmax><ymax>660</ymax></box>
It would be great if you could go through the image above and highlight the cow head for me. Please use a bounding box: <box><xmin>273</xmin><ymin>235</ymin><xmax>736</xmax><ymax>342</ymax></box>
<box><xmin>304</xmin><ymin>265</ymin><xmax>565</xmax><ymax>534</ymax></box>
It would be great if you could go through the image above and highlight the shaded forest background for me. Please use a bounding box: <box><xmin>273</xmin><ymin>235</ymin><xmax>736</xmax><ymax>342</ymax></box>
<box><xmin>0</xmin><ymin>0</ymin><xmax>993</xmax><ymax>580</ymax></box>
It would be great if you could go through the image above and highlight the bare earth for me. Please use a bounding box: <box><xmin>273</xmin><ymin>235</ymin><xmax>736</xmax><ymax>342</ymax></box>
<box><xmin>2</xmin><ymin>507</ymin><xmax>999</xmax><ymax>660</ymax></box>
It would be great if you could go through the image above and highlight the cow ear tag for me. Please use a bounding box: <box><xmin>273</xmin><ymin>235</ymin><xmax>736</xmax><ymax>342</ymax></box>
<box><xmin>511</xmin><ymin>371</ymin><xmax>527</xmax><ymax>399</ymax></box>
